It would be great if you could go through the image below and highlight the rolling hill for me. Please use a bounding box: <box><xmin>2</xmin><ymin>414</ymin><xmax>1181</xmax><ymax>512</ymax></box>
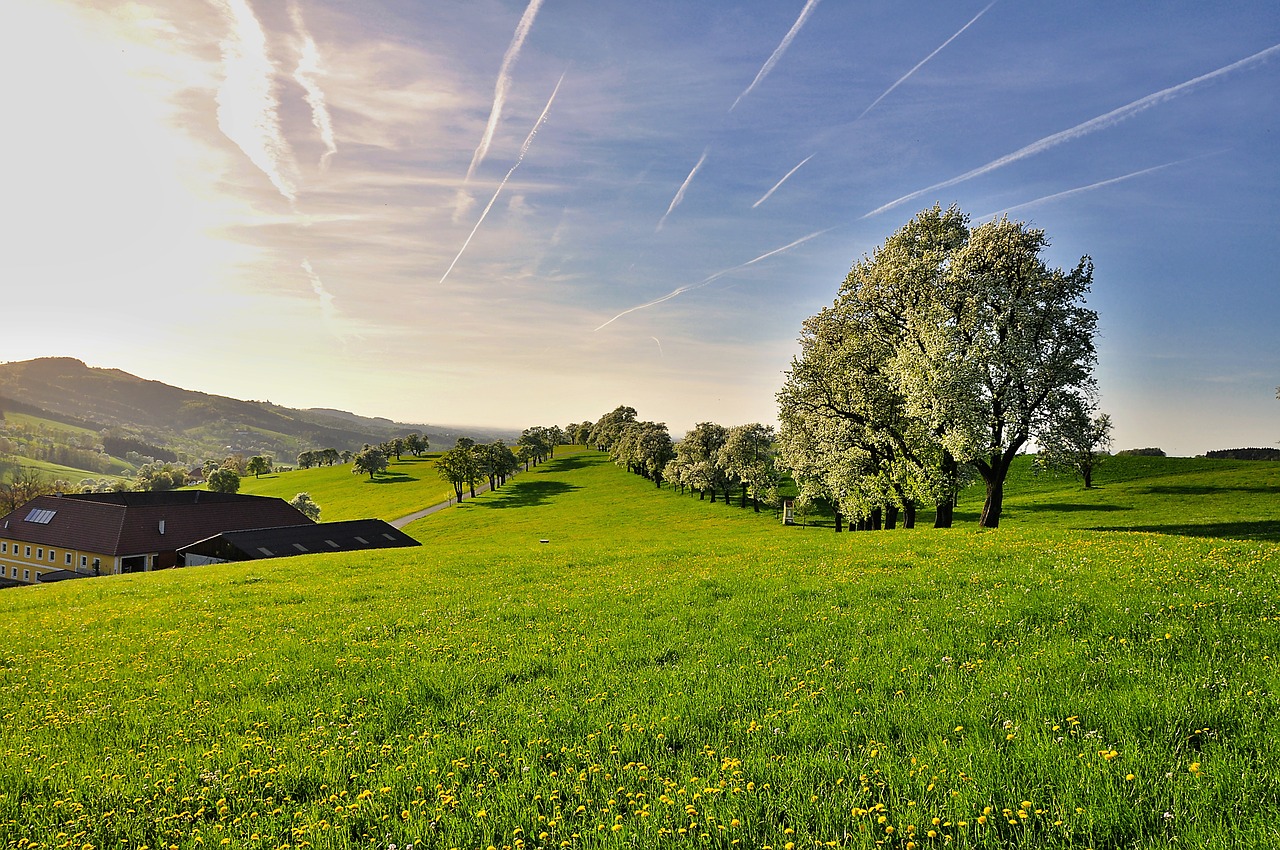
<box><xmin>0</xmin><ymin>357</ymin><xmax>516</xmax><ymax>462</ymax></box>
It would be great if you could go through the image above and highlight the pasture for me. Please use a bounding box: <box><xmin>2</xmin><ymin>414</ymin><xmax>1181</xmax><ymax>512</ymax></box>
<box><xmin>226</xmin><ymin>455</ymin><xmax>454</xmax><ymax>523</ymax></box>
<box><xmin>1</xmin><ymin>447</ymin><xmax>1277</xmax><ymax>849</ymax></box>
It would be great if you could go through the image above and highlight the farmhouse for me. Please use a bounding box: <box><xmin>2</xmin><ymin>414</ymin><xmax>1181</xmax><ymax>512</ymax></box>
<box><xmin>178</xmin><ymin>519</ymin><xmax>419</xmax><ymax>565</ymax></box>
<box><xmin>0</xmin><ymin>490</ymin><xmax>313</xmax><ymax>584</ymax></box>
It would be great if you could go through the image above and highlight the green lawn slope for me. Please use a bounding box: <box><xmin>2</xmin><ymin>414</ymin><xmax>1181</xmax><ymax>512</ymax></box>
<box><xmin>211</xmin><ymin>454</ymin><xmax>455</xmax><ymax>522</ymax></box>
<box><xmin>1</xmin><ymin>447</ymin><xmax>1277</xmax><ymax>849</ymax></box>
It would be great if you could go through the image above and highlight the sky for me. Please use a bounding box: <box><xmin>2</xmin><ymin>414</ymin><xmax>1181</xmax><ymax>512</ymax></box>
<box><xmin>2</xmin><ymin>0</ymin><xmax>1278</xmax><ymax>456</ymax></box>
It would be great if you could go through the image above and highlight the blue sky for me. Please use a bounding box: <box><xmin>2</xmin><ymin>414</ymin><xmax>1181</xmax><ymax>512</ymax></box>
<box><xmin>3</xmin><ymin>0</ymin><xmax>1278</xmax><ymax>455</ymax></box>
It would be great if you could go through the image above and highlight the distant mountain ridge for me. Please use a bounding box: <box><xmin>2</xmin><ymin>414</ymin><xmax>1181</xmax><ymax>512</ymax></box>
<box><xmin>0</xmin><ymin>357</ymin><xmax>514</xmax><ymax>462</ymax></box>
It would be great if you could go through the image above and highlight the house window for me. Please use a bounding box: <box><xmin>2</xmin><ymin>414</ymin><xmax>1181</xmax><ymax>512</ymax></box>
<box><xmin>1</xmin><ymin>542</ymin><xmax>6</xmax><ymax>553</ymax></box>
<box><xmin>92</xmin><ymin>558</ymin><xmax>101</xmax><ymax>575</ymax></box>
<box><xmin>81</xmin><ymin>556</ymin><xmax>87</xmax><ymax>567</ymax></box>
<box><xmin>25</xmin><ymin>546</ymin><xmax>31</xmax><ymax>558</ymax></box>
<box><xmin>49</xmin><ymin>550</ymin><xmax>56</xmax><ymax>562</ymax></box>
<box><xmin>23</xmin><ymin>569</ymin><xmax>30</xmax><ymax>581</ymax></box>
<box><xmin>36</xmin><ymin>548</ymin><xmax>43</xmax><ymax>559</ymax></box>
<box><xmin>65</xmin><ymin>553</ymin><xmax>72</xmax><ymax>565</ymax></box>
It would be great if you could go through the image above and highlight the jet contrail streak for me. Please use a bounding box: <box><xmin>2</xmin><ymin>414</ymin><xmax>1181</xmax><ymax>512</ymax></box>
<box><xmin>657</xmin><ymin>147</ymin><xmax>709</xmax><ymax>231</ymax></box>
<box><xmin>980</xmin><ymin>154</ymin><xmax>1218</xmax><ymax>219</ymax></box>
<box><xmin>213</xmin><ymin>0</ymin><xmax>298</xmax><ymax>202</ymax></box>
<box><xmin>466</xmin><ymin>0</ymin><xmax>544</xmax><ymax>181</ymax></box>
<box><xmin>289</xmin><ymin>2</ymin><xmax>338</xmax><ymax>169</ymax></box>
<box><xmin>858</xmin><ymin>0</ymin><xmax>996</xmax><ymax>120</ymax></box>
<box><xmin>651</xmin><ymin>337</ymin><xmax>664</xmax><ymax>357</ymax></box>
<box><xmin>753</xmin><ymin>153</ymin><xmax>814</xmax><ymax>208</ymax></box>
<box><xmin>301</xmin><ymin>258</ymin><xmax>338</xmax><ymax>322</ymax></box>
<box><xmin>440</xmin><ymin>74</ymin><xmax>563</xmax><ymax>286</ymax></box>
<box><xmin>594</xmin><ymin>227</ymin><xmax>832</xmax><ymax>331</ymax></box>
<box><xmin>731</xmin><ymin>0</ymin><xmax>821</xmax><ymax>111</ymax></box>
<box><xmin>863</xmin><ymin>40</ymin><xmax>1280</xmax><ymax>220</ymax></box>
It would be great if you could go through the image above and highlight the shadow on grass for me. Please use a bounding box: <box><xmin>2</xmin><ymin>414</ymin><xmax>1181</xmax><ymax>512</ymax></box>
<box><xmin>1014</xmin><ymin>503</ymin><xmax>1130</xmax><ymax>513</ymax></box>
<box><xmin>366</xmin><ymin>472</ymin><xmax>418</xmax><ymax>485</ymax></box>
<box><xmin>1142</xmin><ymin>484</ymin><xmax>1276</xmax><ymax>496</ymax></box>
<box><xmin>478</xmin><ymin>480</ymin><xmax>579</xmax><ymax>508</ymax></box>
<box><xmin>536</xmin><ymin>454</ymin><xmax>595</xmax><ymax>473</ymax></box>
<box><xmin>1089</xmin><ymin>520</ymin><xmax>1280</xmax><ymax>543</ymax></box>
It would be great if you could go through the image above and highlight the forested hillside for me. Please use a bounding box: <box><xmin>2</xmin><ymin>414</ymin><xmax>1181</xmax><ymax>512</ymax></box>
<box><xmin>0</xmin><ymin>357</ymin><xmax>512</xmax><ymax>462</ymax></box>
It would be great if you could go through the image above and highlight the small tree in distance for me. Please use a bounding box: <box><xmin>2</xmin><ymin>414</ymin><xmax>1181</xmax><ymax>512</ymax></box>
<box><xmin>247</xmin><ymin>456</ymin><xmax>272</xmax><ymax>478</ymax></box>
<box><xmin>352</xmin><ymin>447</ymin><xmax>388</xmax><ymax>479</ymax></box>
<box><xmin>207</xmin><ymin>467</ymin><xmax>240</xmax><ymax>493</ymax></box>
<box><xmin>289</xmin><ymin>492</ymin><xmax>321</xmax><ymax>521</ymax></box>
<box><xmin>1034</xmin><ymin>400</ymin><xmax>1113</xmax><ymax>489</ymax></box>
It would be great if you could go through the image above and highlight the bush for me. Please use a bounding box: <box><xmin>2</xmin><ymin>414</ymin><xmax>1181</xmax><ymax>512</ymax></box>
<box><xmin>1116</xmin><ymin>447</ymin><xmax>1165</xmax><ymax>457</ymax></box>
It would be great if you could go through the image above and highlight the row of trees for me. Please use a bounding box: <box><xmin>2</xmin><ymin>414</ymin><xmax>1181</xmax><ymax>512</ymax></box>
<box><xmin>779</xmin><ymin>205</ymin><xmax>1105</xmax><ymax>530</ymax></box>
<box><xmin>431</xmin><ymin>427</ymin><xmax>566</xmax><ymax>502</ymax></box>
<box><xmin>586</xmin><ymin>405</ymin><xmax>782</xmax><ymax>513</ymax></box>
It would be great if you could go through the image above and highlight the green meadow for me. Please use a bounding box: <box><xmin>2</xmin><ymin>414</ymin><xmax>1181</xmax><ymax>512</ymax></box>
<box><xmin>225</xmin><ymin>455</ymin><xmax>455</xmax><ymax>523</ymax></box>
<box><xmin>2</xmin><ymin>447</ymin><xmax>1278</xmax><ymax>849</ymax></box>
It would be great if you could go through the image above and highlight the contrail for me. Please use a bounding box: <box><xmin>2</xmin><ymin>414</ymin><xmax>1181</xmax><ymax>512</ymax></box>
<box><xmin>753</xmin><ymin>153</ymin><xmax>814</xmax><ymax>208</ymax></box>
<box><xmin>657</xmin><ymin>147</ymin><xmax>709</xmax><ymax>230</ymax></box>
<box><xmin>858</xmin><ymin>0</ymin><xmax>996</xmax><ymax>120</ymax></box>
<box><xmin>651</xmin><ymin>337</ymin><xmax>664</xmax><ymax>357</ymax></box>
<box><xmin>289</xmin><ymin>1</ymin><xmax>338</xmax><ymax>170</ymax></box>
<box><xmin>466</xmin><ymin>0</ymin><xmax>544</xmax><ymax>181</ymax></box>
<box><xmin>594</xmin><ymin>227</ymin><xmax>832</xmax><ymax>331</ymax></box>
<box><xmin>979</xmin><ymin>153</ymin><xmax>1219</xmax><ymax>219</ymax></box>
<box><xmin>863</xmin><ymin>40</ymin><xmax>1280</xmax><ymax>219</ymax></box>
<box><xmin>301</xmin><ymin>258</ymin><xmax>338</xmax><ymax>324</ymax></box>
<box><xmin>440</xmin><ymin>73</ymin><xmax>564</xmax><ymax>286</ymax></box>
<box><xmin>731</xmin><ymin>0</ymin><xmax>821</xmax><ymax>111</ymax></box>
<box><xmin>213</xmin><ymin>0</ymin><xmax>298</xmax><ymax>202</ymax></box>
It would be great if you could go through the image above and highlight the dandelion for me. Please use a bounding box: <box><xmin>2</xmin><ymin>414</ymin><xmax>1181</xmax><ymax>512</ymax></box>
<box><xmin>1188</xmin><ymin>762</ymin><xmax>1201</xmax><ymax>775</ymax></box>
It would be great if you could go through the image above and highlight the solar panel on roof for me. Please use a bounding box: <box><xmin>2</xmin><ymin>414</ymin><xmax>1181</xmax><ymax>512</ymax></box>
<box><xmin>24</xmin><ymin>509</ymin><xmax>56</xmax><ymax>524</ymax></box>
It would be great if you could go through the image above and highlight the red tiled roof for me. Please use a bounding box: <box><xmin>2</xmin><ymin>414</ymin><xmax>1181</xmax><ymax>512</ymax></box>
<box><xmin>0</xmin><ymin>493</ymin><xmax>312</xmax><ymax>556</ymax></box>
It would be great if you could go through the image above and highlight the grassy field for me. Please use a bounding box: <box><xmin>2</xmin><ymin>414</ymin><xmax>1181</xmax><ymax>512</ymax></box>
<box><xmin>1</xmin><ymin>447</ymin><xmax>1277</xmax><ymax>849</ymax></box>
<box><xmin>216</xmin><ymin>455</ymin><xmax>455</xmax><ymax>523</ymax></box>
<box><xmin>1</xmin><ymin>456</ymin><xmax>133</xmax><ymax>487</ymax></box>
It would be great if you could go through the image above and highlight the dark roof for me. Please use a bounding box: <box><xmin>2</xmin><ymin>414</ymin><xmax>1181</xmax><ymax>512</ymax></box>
<box><xmin>180</xmin><ymin>519</ymin><xmax>420</xmax><ymax>560</ymax></box>
<box><xmin>0</xmin><ymin>492</ymin><xmax>313</xmax><ymax>556</ymax></box>
<box><xmin>36</xmin><ymin>569</ymin><xmax>88</xmax><ymax>583</ymax></box>
<box><xmin>61</xmin><ymin>490</ymin><xmax>268</xmax><ymax>507</ymax></box>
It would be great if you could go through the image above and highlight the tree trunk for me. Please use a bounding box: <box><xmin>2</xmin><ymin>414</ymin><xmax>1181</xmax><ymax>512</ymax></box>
<box><xmin>834</xmin><ymin>509</ymin><xmax>843</xmax><ymax>533</ymax></box>
<box><xmin>979</xmin><ymin>478</ymin><xmax>1004</xmax><ymax>527</ymax></box>
<box><xmin>934</xmin><ymin>495</ymin><xmax>953</xmax><ymax>528</ymax></box>
<box><xmin>469</xmin><ymin>482</ymin><xmax>477</xmax><ymax>498</ymax></box>
<box><xmin>885</xmin><ymin>505</ymin><xmax>898</xmax><ymax>530</ymax></box>
<box><xmin>740</xmin><ymin>484</ymin><xmax>748</xmax><ymax>508</ymax></box>
<box><xmin>753</xmin><ymin>495</ymin><xmax>760</xmax><ymax>513</ymax></box>
<box><xmin>871</xmin><ymin>507</ymin><xmax>882</xmax><ymax>531</ymax></box>
<box><xmin>903</xmin><ymin>501</ymin><xmax>916</xmax><ymax>529</ymax></box>
<box><xmin>976</xmin><ymin>443</ymin><xmax>1022</xmax><ymax>528</ymax></box>
<box><xmin>1083</xmin><ymin>468</ymin><xmax>1093</xmax><ymax>489</ymax></box>
<box><xmin>707</xmin><ymin>489</ymin><xmax>714</xmax><ymax>503</ymax></box>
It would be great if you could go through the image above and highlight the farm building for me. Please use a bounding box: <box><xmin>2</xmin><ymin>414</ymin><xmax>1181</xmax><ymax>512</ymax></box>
<box><xmin>0</xmin><ymin>490</ymin><xmax>313</xmax><ymax>584</ymax></box>
<box><xmin>178</xmin><ymin>519</ymin><xmax>419</xmax><ymax>565</ymax></box>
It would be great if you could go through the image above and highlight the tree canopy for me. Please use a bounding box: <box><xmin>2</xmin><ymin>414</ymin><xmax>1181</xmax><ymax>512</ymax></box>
<box><xmin>351</xmin><ymin>447</ymin><xmax>388</xmax><ymax>479</ymax></box>
<box><xmin>779</xmin><ymin>205</ymin><xmax>1098</xmax><ymax>528</ymax></box>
